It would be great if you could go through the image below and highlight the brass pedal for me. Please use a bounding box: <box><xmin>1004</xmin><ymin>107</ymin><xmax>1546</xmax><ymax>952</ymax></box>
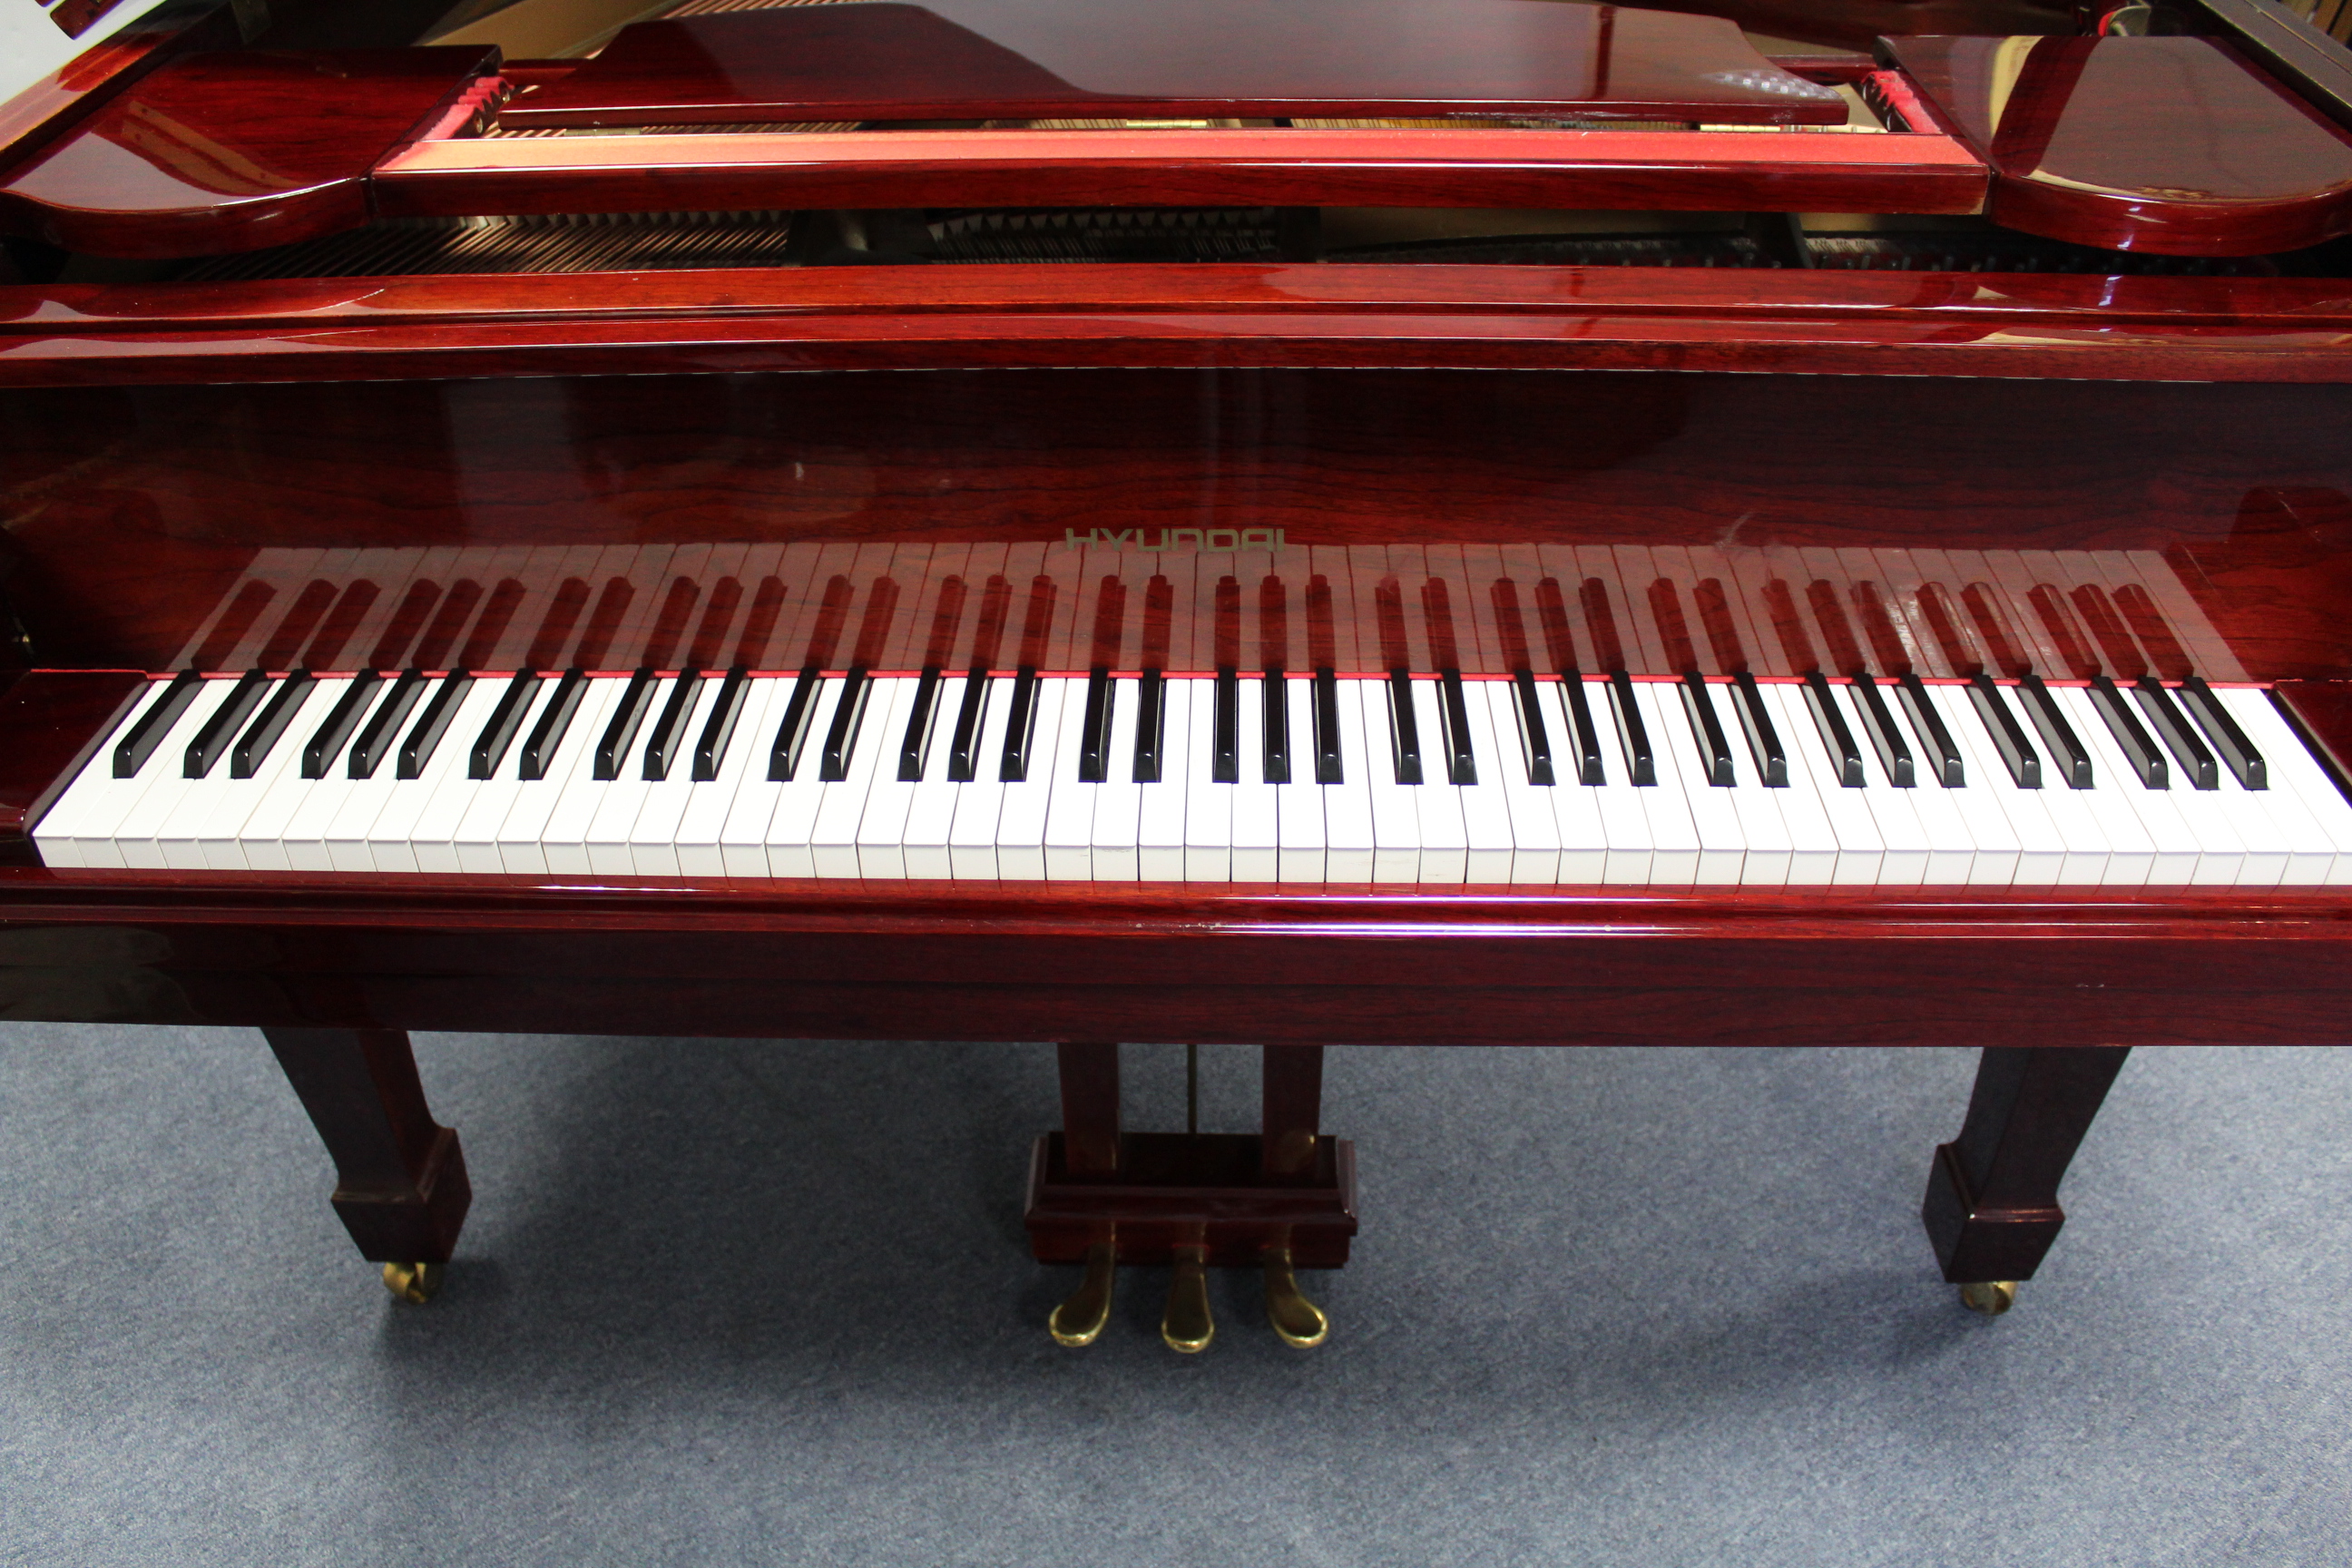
<box><xmin>1049</xmin><ymin>1241</ymin><xmax>1117</xmax><ymax>1347</ymax></box>
<box><xmin>381</xmin><ymin>1261</ymin><xmax>444</xmax><ymax>1305</ymax></box>
<box><xmin>1161</xmin><ymin>1243</ymin><xmax>1214</xmax><ymax>1353</ymax></box>
<box><xmin>1960</xmin><ymin>1279</ymin><xmax>2018</xmax><ymax>1316</ymax></box>
<box><xmin>1263</xmin><ymin>1245</ymin><xmax>1328</xmax><ymax>1348</ymax></box>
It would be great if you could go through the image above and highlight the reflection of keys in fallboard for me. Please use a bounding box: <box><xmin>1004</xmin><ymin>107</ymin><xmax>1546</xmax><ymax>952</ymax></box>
<box><xmin>160</xmin><ymin>539</ymin><xmax>2248</xmax><ymax>684</ymax></box>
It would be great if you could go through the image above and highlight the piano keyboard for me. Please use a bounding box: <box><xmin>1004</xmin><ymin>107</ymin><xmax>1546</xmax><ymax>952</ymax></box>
<box><xmin>35</xmin><ymin>665</ymin><xmax>2352</xmax><ymax>886</ymax></box>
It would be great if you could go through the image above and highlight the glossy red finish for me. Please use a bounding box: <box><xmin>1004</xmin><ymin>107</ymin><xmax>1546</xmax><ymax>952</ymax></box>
<box><xmin>1641</xmin><ymin>0</ymin><xmax>2075</xmax><ymax>50</ymax></box>
<box><xmin>1025</xmin><ymin>1133</ymin><xmax>1357</xmax><ymax>1268</ymax></box>
<box><xmin>0</xmin><ymin>47</ymin><xmax>495</xmax><ymax>259</ymax></box>
<box><xmin>15</xmin><ymin>262</ymin><xmax>2352</xmax><ymax>391</ymax></box>
<box><xmin>0</xmin><ymin>670</ymin><xmax>142</xmax><ymax>864</ymax></box>
<box><xmin>1885</xmin><ymin>34</ymin><xmax>2352</xmax><ymax>257</ymax></box>
<box><xmin>497</xmin><ymin>0</ymin><xmax>1849</xmax><ymax>129</ymax></box>
<box><xmin>0</xmin><ymin>0</ymin><xmax>238</xmax><ymax>170</ymax></box>
<box><xmin>5</xmin><ymin>872</ymin><xmax>2352</xmax><ymax>1046</ymax></box>
<box><xmin>376</xmin><ymin>121</ymin><xmax>1982</xmax><ymax>224</ymax></box>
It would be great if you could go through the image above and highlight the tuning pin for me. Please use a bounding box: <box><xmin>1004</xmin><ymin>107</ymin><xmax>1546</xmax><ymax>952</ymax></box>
<box><xmin>1161</xmin><ymin>1243</ymin><xmax>1214</xmax><ymax>1353</ymax></box>
<box><xmin>1959</xmin><ymin>1280</ymin><xmax>2018</xmax><ymax>1316</ymax></box>
<box><xmin>1262</xmin><ymin>1245</ymin><xmax>1328</xmax><ymax>1348</ymax></box>
<box><xmin>1048</xmin><ymin>1240</ymin><xmax>1117</xmax><ymax>1348</ymax></box>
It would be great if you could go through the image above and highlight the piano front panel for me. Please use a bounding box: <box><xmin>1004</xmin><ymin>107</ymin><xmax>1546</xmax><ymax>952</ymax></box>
<box><xmin>6</xmin><ymin>365</ymin><xmax>2351</xmax><ymax>681</ymax></box>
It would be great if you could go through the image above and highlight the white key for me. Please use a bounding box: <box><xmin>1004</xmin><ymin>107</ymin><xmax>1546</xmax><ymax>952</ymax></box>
<box><xmin>1651</xmin><ymin>680</ymin><xmax>1745</xmax><ymax>887</ymax></box>
<box><xmin>677</xmin><ymin>677</ymin><xmax>781</xmax><ymax>878</ymax></box>
<box><xmin>2015</xmin><ymin>689</ymin><xmax>2155</xmax><ymax>887</ymax></box>
<box><xmin>2145</xmin><ymin>701</ymin><xmax>2259</xmax><ymax>887</ymax></box>
<box><xmin>1186</xmin><ymin>680</ymin><xmax>1235</xmax><ymax>882</ymax></box>
<box><xmin>1137</xmin><ymin>679</ymin><xmax>1193</xmax><ymax>881</ymax></box>
<box><xmin>631</xmin><ymin>677</ymin><xmax>725</xmax><ymax>877</ymax></box>
<box><xmin>902</xmin><ymin>675</ymin><xmax>967</xmax><ymax>881</ymax></box>
<box><xmin>1091</xmin><ymin>678</ymin><xmax>1145</xmax><ymax>882</ymax></box>
<box><xmin>811</xmin><ymin>676</ymin><xmax>907</xmax><ymax>877</ymax></box>
<box><xmin>582</xmin><ymin>677</ymin><xmax>681</xmax><ymax>877</ymax></box>
<box><xmin>502</xmin><ymin>675</ymin><xmax>625</xmax><ymax>876</ymax></box>
<box><xmin>288</xmin><ymin>682</ymin><xmax>418</xmax><ymax>874</ymax></box>
<box><xmin>847</xmin><ymin>678</ymin><xmax>924</xmax><ymax>878</ymax></box>
<box><xmin>1274</xmin><ymin>676</ymin><xmax>1328</xmax><ymax>883</ymax></box>
<box><xmin>1451</xmin><ymin>681</ymin><xmax>1514</xmax><ymax>884</ymax></box>
<box><xmin>1714</xmin><ymin>686</ymin><xmax>1796</xmax><ymax>887</ymax></box>
<box><xmin>447</xmin><ymin>678</ymin><xmax>549</xmax><ymax>874</ymax></box>
<box><xmin>1480</xmin><ymin>682</ymin><xmax>1560</xmax><ymax>884</ymax></box>
<box><xmin>236</xmin><ymin>677</ymin><xmax>363</xmax><ymax>873</ymax></box>
<box><xmin>1319</xmin><ymin>678</ymin><xmax>1377</xmax><ymax>883</ymax></box>
<box><xmin>946</xmin><ymin>675</ymin><xmax>1014</xmax><ymax>880</ymax></box>
<box><xmin>995</xmin><ymin>677</ymin><xmax>1070</xmax><ymax>881</ymax></box>
<box><xmin>1874</xmin><ymin>683</ymin><xmax>1994</xmax><ymax>885</ymax></box>
<box><xmin>1763</xmin><ymin>683</ymin><xmax>1878</xmax><ymax>886</ymax></box>
<box><xmin>1410</xmin><ymin>680</ymin><xmax>1468</xmax><ymax>884</ymax></box>
<box><xmin>1231</xmin><ymin>678</ymin><xmax>1280</xmax><ymax>882</ymax></box>
<box><xmin>1958</xmin><ymin>683</ymin><xmax>2117</xmax><ymax>886</ymax></box>
<box><xmin>1553</xmin><ymin>681</ymin><xmax>1645</xmax><ymax>886</ymax></box>
<box><xmin>368</xmin><ymin>681</ymin><xmax>505</xmax><ymax>874</ymax></box>
<box><xmin>1929</xmin><ymin>684</ymin><xmax>2075</xmax><ymax>886</ymax></box>
<box><xmin>763</xmin><ymin>677</ymin><xmax>845</xmax><ymax>878</ymax></box>
<box><xmin>1361</xmin><ymin>680</ymin><xmax>1420</xmax><ymax>884</ymax></box>
<box><xmin>1044</xmin><ymin>678</ymin><xmax>1102</xmax><ymax>881</ymax></box>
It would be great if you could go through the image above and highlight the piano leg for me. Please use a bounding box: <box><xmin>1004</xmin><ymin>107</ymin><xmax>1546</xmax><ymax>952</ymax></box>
<box><xmin>260</xmin><ymin>1027</ymin><xmax>472</xmax><ymax>1304</ymax></box>
<box><xmin>1922</xmin><ymin>1045</ymin><xmax>2132</xmax><ymax>1314</ymax></box>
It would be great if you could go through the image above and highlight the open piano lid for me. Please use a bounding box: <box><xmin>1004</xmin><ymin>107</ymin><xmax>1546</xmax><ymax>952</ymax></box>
<box><xmin>492</xmin><ymin>0</ymin><xmax>1853</xmax><ymax>127</ymax></box>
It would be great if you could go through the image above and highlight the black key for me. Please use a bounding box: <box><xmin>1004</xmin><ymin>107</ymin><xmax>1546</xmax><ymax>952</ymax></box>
<box><xmin>1607</xmin><ymin>671</ymin><xmax>1654</xmax><ymax>787</ymax></box>
<box><xmin>1801</xmin><ymin>672</ymin><xmax>1865</xmax><ymax>789</ymax></box>
<box><xmin>1310</xmin><ymin>669</ymin><xmax>1343</xmax><ymax>785</ymax></box>
<box><xmin>642</xmin><ymin>669</ymin><xmax>703</xmax><ymax>781</ymax></box>
<box><xmin>691</xmin><ymin>667</ymin><xmax>750</xmax><ymax>782</ymax></box>
<box><xmin>2177</xmin><ymin>675</ymin><xmax>2265</xmax><ymax>789</ymax></box>
<box><xmin>184</xmin><ymin>670</ymin><xmax>270</xmax><ymax>779</ymax></box>
<box><xmin>301</xmin><ymin>670</ymin><xmax>381</xmax><ymax>779</ymax></box>
<box><xmin>1677</xmin><ymin>673</ymin><xmax>1735</xmax><ymax>788</ymax></box>
<box><xmin>768</xmin><ymin>666</ymin><xmax>827</xmax><ymax>782</ymax></box>
<box><xmin>1263</xmin><ymin>671</ymin><xmax>1292</xmax><ymax>785</ymax></box>
<box><xmin>1509</xmin><ymin>670</ymin><xmax>1555</xmax><ymax>787</ymax></box>
<box><xmin>114</xmin><ymin>671</ymin><xmax>203</xmax><ymax>779</ymax></box>
<box><xmin>348</xmin><ymin>671</ymin><xmax>427</xmax><ymax>779</ymax></box>
<box><xmin>397</xmin><ymin>673</ymin><xmax>475</xmax><ymax>780</ymax></box>
<box><xmin>898</xmin><ymin>667</ymin><xmax>945</xmax><ymax>783</ymax></box>
<box><xmin>594</xmin><ymin>669</ymin><xmax>659</xmax><ymax>782</ymax></box>
<box><xmin>2017</xmin><ymin>674</ymin><xmax>2092</xmax><ymax>789</ymax></box>
<box><xmin>1965</xmin><ymin>676</ymin><xmax>2041</xmax><ymax>789</ymax></box>
<box><xmin>947</xmin><ymin>666</ymin><xmax>993</xmax><ymax>784</ymax></box>
<box><xmin>2132</xmin><ymin>678</ymin><xmax>2218</xmax><ymax>789</ymax></box>
<box><xmin>818</xmin><ymin>667</ymin><xmax>873</xmax><ymax>783</ymax></box>
<box><xmin>1730</xmin><ymin>671</ymin><xmax>1787</xmax><ymax>788</ymax></box>
<box><xmin>1211</xmin><ymin>667</ymin><xmax>1241</xmax><ymax>784</ymax></box>
<box><xmin>230</xmin><ymin>671</ymin><xmax>316</xmax><ymax>779</ymax></box>
<box><xmin>1847</xmin><ymin>676</ymin><xmax>1915</xmax><ymax>788</ymax></box>
<box><xmin>1436</xmin><ymin>671</ymin><xmax>1476</xmax><ymax>786</ymax></box>
<box><xmin>1078</xmin><ymin>667</ymin><xmax>1117</xmax><ymax>784</ymax></box>
<box><xmin>469</xmin><ymin>671</ymin><xmax>541</xmax><ymax>780</ymax></box>
<box><xmin>1134</xmin><ymin>670</ymin><xmax>1168</xmax><ymax>785</ymax></box>
<box><xmin>520</xmin><ymin>669</ymin><xmax>588</xmax><ymax>782</ymax></box>
<box><xmin>1556</xmin><ymin>672</ymin><xmax>1606</xmax><ymax>786</ymax></box>
<box><xmin>2088</xmin><ymin>674</ymin><xmax>2166</xmax><ymax>789</ymax></box>
<box><xmin>1385</xmin><ymin>671</ymin><xmax>1423</xmax><ymax>785</ymax></box>
<box><xmin>1895</xmin><ymin>674</ymin><xmax>1965</xmax><ymax>788</ymax></box>
<box><xmin>1000</xmin><ymin>668</ymin><xmax>1043</xmax><ymax>783</ymax></box>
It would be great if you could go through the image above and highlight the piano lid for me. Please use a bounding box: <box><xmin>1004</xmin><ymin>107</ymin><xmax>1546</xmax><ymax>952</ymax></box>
<box><xmin>495</xmin><ymin>0</ymin><xmax>1852</xmax><ymax>128</ymax></box>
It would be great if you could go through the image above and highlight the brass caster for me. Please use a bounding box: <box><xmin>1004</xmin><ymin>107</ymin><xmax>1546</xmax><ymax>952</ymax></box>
<box><xmin>1049</xmin><ymin>1242</ymin><xmax>1117</xmax><ymax>1348</ymax></box>
<box><xmin>1263</xmin><ymin>1246</ymin><xmax>1328</xmax><ymax>1348</ymax></box>
<box><xmin>382</xmin><ymin>1261</ymin><xmax>444</xmax><ymax>1305</ymax></box>
<box><xmin>1959</xmin><ymin>1279</ymin><xmax>2017</xmax><ymax>1317</ymax></box>
<box><xmin>1161</xmin><ymin>1244</ymin><xmax>1215</xmax><ymax>1354</ymax></box>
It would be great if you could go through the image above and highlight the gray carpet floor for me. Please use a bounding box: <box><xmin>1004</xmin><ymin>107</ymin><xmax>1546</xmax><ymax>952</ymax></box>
<box><xmin>1</xmin><ymin>1033</ymin><xmax>2346</xmax><ymax>1566</ymax></box>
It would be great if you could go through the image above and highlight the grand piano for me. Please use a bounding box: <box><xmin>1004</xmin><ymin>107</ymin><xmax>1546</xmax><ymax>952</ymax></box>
<box><xmin>4</xmin><ymin>0</ymin><xmax>2350</xmax><ymax>1354</ymax></box>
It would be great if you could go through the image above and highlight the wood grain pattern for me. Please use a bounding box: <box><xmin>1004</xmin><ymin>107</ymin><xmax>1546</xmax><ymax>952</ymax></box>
<box><xmin>374</xmin><ymin>122</ymin><xmax>1984</xmax><ymax>227</ymax></box>
<box><xmin>495</xmin><ymin>0</ymin><xmax>1850</xmax><ymax>128</ymax></box>
<box><xmin>1886</xmin><ymin>34</ymin><xmax>2352</xmax><ymax>257</ymax></box>
<box><xmin>0</xmin><ymin>46</ymin><xmax>493</xmax><ymax>258</ymax></box>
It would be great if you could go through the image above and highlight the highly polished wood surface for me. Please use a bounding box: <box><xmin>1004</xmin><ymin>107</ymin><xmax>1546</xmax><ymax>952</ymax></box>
<box><xmin>374</xmin><ymin>120</ymin><xmax>1985</xmax><ymax>226</ymax></box>
<box><xmin>1886</xmin><ymin>34</ymin><xmax>2352</xmax><ymax>257</ymax></box>
<box><xmin>0</xmin><ymin>46</ymin><xmax>492</xmax><ymax>258</ymax></box>
<box><xmin>495</xmin><ymin>0</ymin><xmax>1851</xmax><ymax>128</ymax></box>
